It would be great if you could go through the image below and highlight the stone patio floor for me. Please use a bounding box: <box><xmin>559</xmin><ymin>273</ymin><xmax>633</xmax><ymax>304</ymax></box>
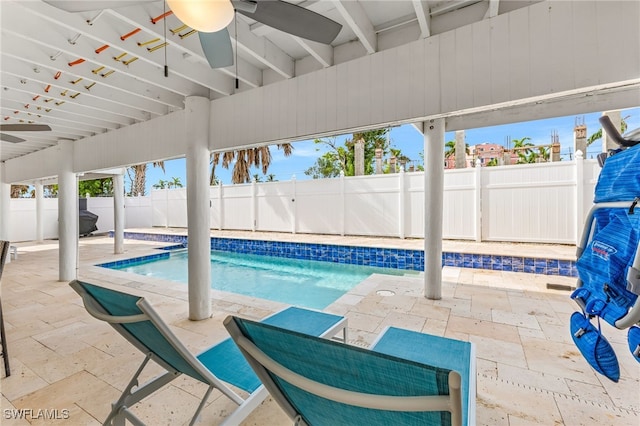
<box><xmin>0</xmin><ymin>231</ymin><xmax>638</xmax><ymax>425</ymax></box>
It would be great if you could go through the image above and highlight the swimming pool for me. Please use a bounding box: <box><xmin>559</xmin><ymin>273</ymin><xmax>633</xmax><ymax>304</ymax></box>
<box><xmin>106</xmin><ymin>250</ymin><xmax>406</xmax><ymax>309</ymax></box>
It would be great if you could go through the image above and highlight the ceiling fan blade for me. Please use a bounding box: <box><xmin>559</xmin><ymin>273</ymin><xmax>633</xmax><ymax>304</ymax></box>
<box><xmin>1</xmin><ymin>134</ymin><xmax>26</xmax><ymax>143</ymax></box>
<box><xmin>0</xmin><ymin>124</ymin><xmax>52</xmax><ymax>132</ymax></box>
<box><xmin>237</xmin><ymin>0</ymin><xmax>342</xmax><ymax>44</ymax></box>
<box><xmin>199</xmin><ymin>30</ymin><xmax>234</xmax><ymax>69</ymax></box>
<box><xmin>43</xmin><ymin>0</ymin><xmax>157</xmax><ymax>13</ymax></box>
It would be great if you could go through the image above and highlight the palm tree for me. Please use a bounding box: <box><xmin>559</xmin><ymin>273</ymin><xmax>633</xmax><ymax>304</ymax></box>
<box><xmin>537</xmin><ymin>146</ymin><xmax>550</xmax><ymax>162</ymax></box>
<box><xmin>169</xmin><ymin>176</ymin><xmax>183</xmax><ymax>188</ymax></box>
<box><xmin>10</xmin><ymin>185</ymin><xmax>30</xmax><ymax>198</ymax></box>
<box><xmin>211</xmin><ymin>144</ymin><xmax>293</xmax><ymax>184</ymax></box>
<box><xmin>127</xmin><ymin>161</ymin><xmax>165</xmax><ymax>196</ymax></box>
<box><xmin>512</xmin><ymin>137</ymin><xmax>534</xmax><ymax>164</ymax></box>
<box><xmin>444</xmin><ymin>140</ymin><xmax>456</xmax><ymax>158</ymax></box>
<box><xmin>153</xmin><ymin>179</ymin><xmax>168</xmax><ymax>190</ymax></box>
<box><xmin>587</xmin><ymin>115</ymin><xmax>629</xmax><ymax>146</ymax></box>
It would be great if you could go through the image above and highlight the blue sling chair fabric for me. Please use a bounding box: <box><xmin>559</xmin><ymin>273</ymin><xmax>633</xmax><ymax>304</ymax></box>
<box><xmin>69</xmin><ymin>280</ymin><xmax>346</xmax><ymax>426</ymax></box>
<box><xmin>225</xmin><ymin>315</ymin><xmax>475</xmax><ymax>426</ymax></box>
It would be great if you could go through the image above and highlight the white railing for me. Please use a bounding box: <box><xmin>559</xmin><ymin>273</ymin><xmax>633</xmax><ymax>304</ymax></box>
<box><xmin>8</xmin><ymin>158</ymin><xmax>601</xmax><ymax>244</ymax></box>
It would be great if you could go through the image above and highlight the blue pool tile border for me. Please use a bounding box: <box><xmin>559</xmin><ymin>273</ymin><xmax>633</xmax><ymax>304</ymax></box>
<box><xmin>97</xmin><ymin>251</ymin><xmax>170</xmax><ymax>269</ymax></box>
<box><xmin>108</xmin><ymin>231</ymin><xmax>577</xmax><ymax>277</ymax></box>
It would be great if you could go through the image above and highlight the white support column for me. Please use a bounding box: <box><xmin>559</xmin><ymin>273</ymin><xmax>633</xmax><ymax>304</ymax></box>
<box><xmin>35</xmin><ymin>180</ymin><xmax>44</xmax><ymax>243</ymax></box>
<box><xmin>185</xmin><ymin>96</ymin><xmax>211</xmax><ymax>321</ymax></box>
<box><xmin>0</xmin><ymin>162</ymin><xmax>10</xmax><ymax>244</ymax></box>
<box><xmin>58</xmin><ymin>139</ymin><xmax>77</xmax><ymax>281</ymax></box>
<box><xmin>398</xmin><ymin>168</ymin><xmax>406</xmax><ymax>239</ymax></box>
<box><xmin>113</xmin><ymin>173</ymin><xmax>125</xmax><ymax>254</ymax></box>
<box><xmin>423</xmin><ymin>118</ymin><xmax>445</xmax><ymax>300</ymax></box>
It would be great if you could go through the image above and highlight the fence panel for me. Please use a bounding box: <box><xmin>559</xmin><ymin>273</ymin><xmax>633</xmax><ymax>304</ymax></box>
<box><xmin>124</xmin><ymin>196</ymin><xmax>153</xmax><ymax>228</ymax></box>
<box><xmin>220</xmin><ymin>184</ymin><xmax>253</xmax><ymax>230</ymax></box>
<box><xmin>344</xmin><ymin>174</ymin><xmax>399</xmax><ymax>237</ymax></box>
<box><xmin>256</xmin><ymin>181</ymin><xmax>294</xmax><ymax>233</ymax></box>
<box><xmin>481</xmin><ymin>162</ymin><xmax>578</xmax><ymax>243</ymax></box>
<box><xmin>442</xmin><ymin>169</ymin><xmax>476</xmax><ymax>240</ymax></box>
<box><xmin>8</xmin><ymin>198</ymin><xmax>58</xmax><ymax>242</ymax></box>
<box><xmin>151</xmin><ymin>190</ymin><xmax>168</xmax><ymax>227</ymax></box>
<box><xmin>295</xmin><ymin>178</ymin><xmax>342</xmax><ymax>235</ymax></box>
<box><xmin>167</xmin><ymin>189</ymin><xmax>187</xmax><ymax>227</ymax></box>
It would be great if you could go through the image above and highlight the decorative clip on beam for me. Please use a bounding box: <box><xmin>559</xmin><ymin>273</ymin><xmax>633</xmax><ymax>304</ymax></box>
<box><xmin>101</xmin><ymin>70</ymin><xmax>115</xmax><ymax>78</ymax></box>
<box><xmin>147</xmin><ymin>42</ymin><xmax>168</xmax><ymax>53</ymax></box>
<box><xmin>91</xmin><ymin>66</ymin><xmax>105</xmax><ymax>74</ymax></box>
<box><xmin>151</xmin><ymin>10</ymin><xmax>173</xmax><ymax>24</ymax></box>
<box><xmin>68</xmin><ymin>58</ymin><xmax>85</xmax><ymax>67</ymax></box>
<box><xmin>121</xmin><ymin>28</ymin><xmax>141</xmax><ymax>41</ymax></box>
<box><xmin>137</xmin><ymin>38</ymin><xmax>160</xmax><ymax>47</ymax></box>
<box><xmin>95</xmin><ymin>44</ymin><xmax>109</xmax><ymax>54</ymax></box>
<box><xmin>113</xmin><ymin>52</ymin><xmax>127</xmax><ymax>62</ymax></box>
<box><xmin>122</xmin><ymin>57</ymin><xmax>138</xmax><ymax>65</ymax></box>
<box><xmin>70</xmin><ymin>77</ymin><xmax>83</xmax><ymax>85</ymax></box>
<box><xmin>179</xmin><ymin>30</ymin><xmax>197</xmax><ymax>39</ymax></box>
<box><xmin>170</xmin><ymin>24</ymin><xmax>188</xmax><ymax>35</ymax></box>
<box><xmin>84</xmin><ymin>82</ymin><xmax>96</xmax><ymax>90</ymax></box>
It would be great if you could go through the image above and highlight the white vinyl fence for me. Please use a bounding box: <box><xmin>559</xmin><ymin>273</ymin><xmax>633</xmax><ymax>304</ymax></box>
<box><xmin>8</xmin><ymin>158</ymin><xmax>601</xmax><ymax>244</ymax></box>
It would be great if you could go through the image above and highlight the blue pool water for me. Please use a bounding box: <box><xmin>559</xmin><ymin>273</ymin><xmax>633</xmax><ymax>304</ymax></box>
<box><xmin>109</xmin><ymin>250</ymin><xmax>405</xmax><ymax>309</ymax></box>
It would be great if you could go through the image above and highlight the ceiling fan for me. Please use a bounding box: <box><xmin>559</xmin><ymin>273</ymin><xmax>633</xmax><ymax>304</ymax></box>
<box><xmin>43</xmin><ymin>0</ymin><xmax>343</xmax><ymax>69</ymax></box>
<box><xmin>0</xmin><ymin>124</ymin><xmax>52</xmax><ymax>143</ymax></box>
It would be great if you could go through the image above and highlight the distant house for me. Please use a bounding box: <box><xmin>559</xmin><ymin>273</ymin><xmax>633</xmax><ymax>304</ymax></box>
<box><xmin>471</xmin><ymin>143</ymin><xmax>519</xmax><ymax>166</ymax></box>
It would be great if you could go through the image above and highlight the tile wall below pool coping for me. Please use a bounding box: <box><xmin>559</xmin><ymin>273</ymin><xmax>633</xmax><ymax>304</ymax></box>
<box><xmin>108</xmin><ymin>231</ymin><xmax>577</xmax><ymax>277</ymax></box>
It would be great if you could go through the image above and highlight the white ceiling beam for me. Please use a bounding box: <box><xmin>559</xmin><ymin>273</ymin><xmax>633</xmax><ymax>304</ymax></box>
<box><xmin>215</xmin><ymin>56</ymin><xmax>263</xmax><ymax>89</ymax></box>
<box><xmin>0</xmin><ymin>79</ymin><xmax>134</xmax><ymax>127</ymax></box>
<box><xmin>431</xmin><ymin>0</ymin><xmax>483</xmax><ymax>16</ymax></box>
<box><xmin>333</xmin><ymin>0</ymin><xmax>376</xmax><ymax>54</ymax></box>
<box><xmin>0</xmin><ymin>96</ymin><xmax>121</xmax><ymax>131</ymax></box>
<box><xmin>0</xmin><ymin>28</ymin><xmax>182</xmax><ymax>112</ymax></box>
<box><xmin>1</xmin><ymin>104</ymin><xmax>112</xmax><ymax>135</ymax></box>
<box><xmin>100</xmin><ymin>10</ymin><xmax>234</xmax><ymax>95</ymax></box>
<box><xmin>1</xmin><ymin>52</ymin><xmax>156</xmax><ymax>122</ymax></box>
<box><xmin>292</xmin><ymin>36</ymin><xmax>333</xmax><ymax>68</ymax></box>
<box><xmin>484</xmin><ymin>0</ymin><xmax>500</xmax><ymax>19</ymax></box>
<box><xmin>7</xmin><ymin>1</ymin><xmax>199</xmax><ymax>102</ymax></box>
<box><xmin>234</xmin><ymin>16</ymin><xmax>294</xmax><ymax>79</ymax></box>
<box><xmin>412</xmin><ymin>1</ymin><xmax>431</xmax><ymax>38</ymax></box>
<box><xmin>104</xmin><ymin>7</ymin><xmax>261</xmax><ymax>89</ymax></box>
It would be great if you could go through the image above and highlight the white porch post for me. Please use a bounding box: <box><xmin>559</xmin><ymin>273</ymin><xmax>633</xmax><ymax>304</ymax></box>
<box><xmin>423</xmin><ymin>118</ymin><xmax>445</xmax><ymax>300</ymax></box>
<box><xmin>35</xmin><ymin>180</ymin><xmax>44</xmax><ymax>243</ymax></box>
<box><xmin>0</xmin><ymin>162</ymin><xmax>10</xmax><ymax>243</ymax></box>
<box><xmin>58</xmin><ymin>140</ymin><xmax>77</xmax><ymax>281</ymax></box>
<box><xmin>185</xmin><ymin>96</ymin><xmax>211</xmax><ymax>320</ymax></box>
<box><xmin>113</xmin><ymin>172</ymin><xmax>125</xmax><ymax>254</ymax></box>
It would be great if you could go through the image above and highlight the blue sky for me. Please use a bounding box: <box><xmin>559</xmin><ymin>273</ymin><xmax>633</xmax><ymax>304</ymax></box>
<box><xmin>139</xmin><ymin>106</ymin><xmax>640</xmax><ymax>193</ymax></box>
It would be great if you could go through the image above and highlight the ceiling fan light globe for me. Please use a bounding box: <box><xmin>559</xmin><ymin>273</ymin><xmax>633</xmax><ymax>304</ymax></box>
<box><xmin>167</xmin><ymin>0</ymin><xmax>234</xmax><ymax>33</ymax></box>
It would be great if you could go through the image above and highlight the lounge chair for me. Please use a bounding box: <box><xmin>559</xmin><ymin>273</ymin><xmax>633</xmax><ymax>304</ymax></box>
<box><xmin>69</xmin><ymin>280</ymin><xmax>347</xmax><ymax>426</ymax></box>
<box><xmin>224</xmin><ymin>316</ymin><xmax>476</xmax><ymax>426</ymax></box>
